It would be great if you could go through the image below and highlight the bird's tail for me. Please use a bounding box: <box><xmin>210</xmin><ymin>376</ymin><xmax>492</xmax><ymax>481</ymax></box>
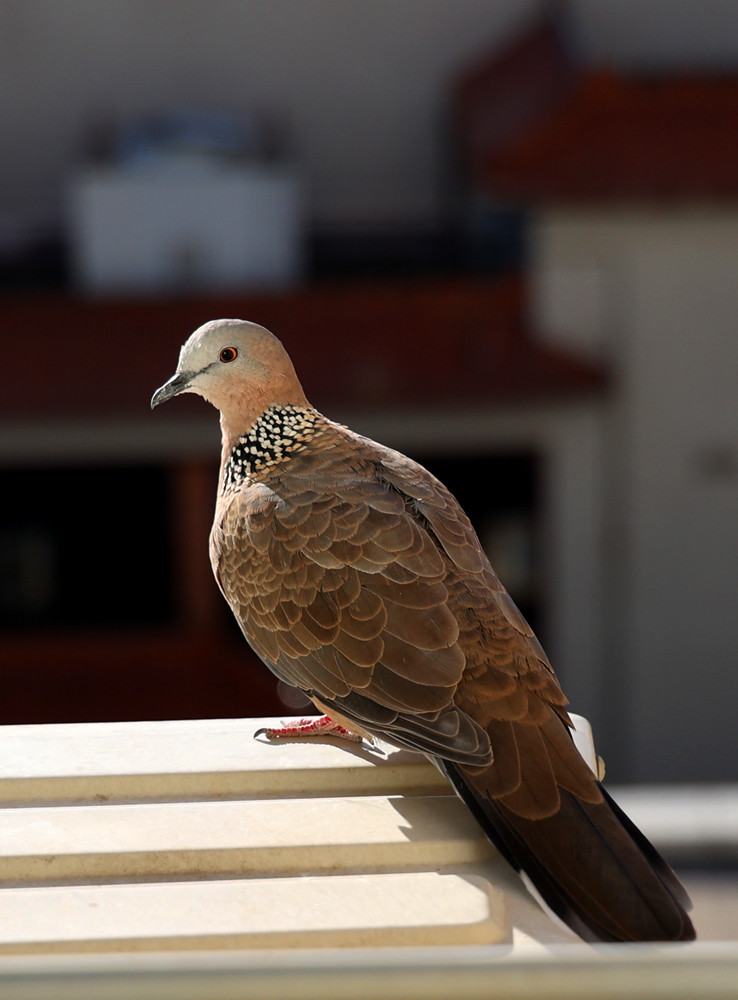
<box><xmin>437</xmin><ymin>753</ymin><xmax>695</xmax><ymax>942</ymax></box>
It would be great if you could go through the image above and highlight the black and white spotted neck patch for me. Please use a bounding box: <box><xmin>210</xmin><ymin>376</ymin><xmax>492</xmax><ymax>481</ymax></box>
<box><xmin>222</xmin><ymin>404</ymin><xmax>321</xmax><ymax>490</ymax></box>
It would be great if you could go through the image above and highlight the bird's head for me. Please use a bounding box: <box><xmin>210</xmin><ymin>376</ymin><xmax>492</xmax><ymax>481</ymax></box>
<box><xmin>151</xmin><ymin>318</ymin><xmax>309</xmax><ymax>438</ymax></box>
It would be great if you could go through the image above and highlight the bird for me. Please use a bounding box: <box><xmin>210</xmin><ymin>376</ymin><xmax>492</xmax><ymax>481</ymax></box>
<box><xmin>151</xmin><ymin>318</ymin><xmax>695</xmax><ymax>943</ymax></box>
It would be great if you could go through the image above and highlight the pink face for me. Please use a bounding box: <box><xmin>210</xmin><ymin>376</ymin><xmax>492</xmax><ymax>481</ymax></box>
<box><xmin>152</xmin><ymin>319</ymin><xmax>309</xmax><ymax>442</ymax></box>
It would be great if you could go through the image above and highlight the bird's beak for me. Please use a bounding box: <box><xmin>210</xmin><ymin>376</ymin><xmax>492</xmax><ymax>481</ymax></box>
<box><xmin>150</xmin><ymin>371</ymin><xmax>194</xmax><ymax>409</ymax></box>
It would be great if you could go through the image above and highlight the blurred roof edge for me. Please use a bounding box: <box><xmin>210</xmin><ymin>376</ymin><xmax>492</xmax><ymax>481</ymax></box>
<box><xmin>456</xmin><ymin>6</ymin><xmax>738</xmax><ymax>202</ymax></box>
<box><xmin>0</xmin><ymin>277</ymin><xmax>606</xmax><ymax>420</ymax></box>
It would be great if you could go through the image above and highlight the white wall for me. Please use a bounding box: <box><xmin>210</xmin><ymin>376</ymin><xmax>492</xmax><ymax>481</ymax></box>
<box><xmin>0</xmin><ymin>0</ymin><xmax>534</xmax><ymax>236</ymax></box>
<box><xmin>629</xmin><ymin>229</ymin><xmax>738</xmax><ymax>783</ymax></box>
<box><xmin>532</xmin><ymin>210</ymin><xmax>738</xmax><ymax>782</ymax></box>
<box><xmin>2</xmin><ymin>0</ymin><xmax>738</xmax><ymax>241</ymax></box>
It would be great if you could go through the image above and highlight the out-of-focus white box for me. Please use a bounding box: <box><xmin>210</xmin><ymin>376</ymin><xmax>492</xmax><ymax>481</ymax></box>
<box><xmin>68</xmin><ymin>163</ymin><xmax>303</xmax><ymax>295</ymax></box>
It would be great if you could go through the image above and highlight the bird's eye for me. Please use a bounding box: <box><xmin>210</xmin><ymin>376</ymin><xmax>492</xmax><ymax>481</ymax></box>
<box><xmin>219</xmin><ymin>347</ymin><xmax>238</xmax><ymax>363</ymax></box>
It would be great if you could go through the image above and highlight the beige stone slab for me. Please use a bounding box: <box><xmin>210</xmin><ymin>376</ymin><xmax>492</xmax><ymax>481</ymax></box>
<box><xmin>0</xmin><ymin>717</ymin><xmax>449</xmax><ymax>805</ymax></box>
<box><xmin>0</xmin><ymin>871</ymin><xmax>508</xmax><ymax>954</ymax></box>
<box><xmin>0</xmin><ymin>794</ymin><xmax>496</xmax><ymax>884</ymax></box>
<box><xmin>1</xmin><ymin>944</ymin><xmax>737</xmax><ymax>1000</ymax></box>
<box><xmin>0</xmin><ymin>715</ymin><xmax>597</xmax><ymax>807</ymax></box>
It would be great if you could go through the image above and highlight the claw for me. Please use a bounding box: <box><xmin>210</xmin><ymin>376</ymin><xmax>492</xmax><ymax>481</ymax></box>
<box><xmin>254</xmin><ymin>715</ymin><xmax>365</xmax><ymax>743</ymax></box>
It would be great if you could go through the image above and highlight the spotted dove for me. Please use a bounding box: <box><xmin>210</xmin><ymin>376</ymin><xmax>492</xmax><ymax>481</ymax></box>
<box><xmin>151</xmin><ymin>319</ymin><xmax>694</xmax><ymax>943</ymax></box>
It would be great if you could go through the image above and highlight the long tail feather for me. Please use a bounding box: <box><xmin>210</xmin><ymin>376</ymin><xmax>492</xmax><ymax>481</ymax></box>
<box><xmin>438</xmin><ymin>758</ymin><xmax>695</xmax><ymax>942</ymax></box>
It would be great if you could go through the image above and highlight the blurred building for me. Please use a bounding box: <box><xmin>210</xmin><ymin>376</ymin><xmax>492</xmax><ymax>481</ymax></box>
<box><xmin>1</xmin><ymin>4</ymin><xmax>737</xmax><ymax>785</ymax></box>
<box><xmin>458</xmin><ymin>13</ymin><xmax>738</xmax><ymax>781</ymax></box>
<box><xmin>0</xmin><ymin>279</ymin><xmax>604</xmax><ymax>732</ymax></box>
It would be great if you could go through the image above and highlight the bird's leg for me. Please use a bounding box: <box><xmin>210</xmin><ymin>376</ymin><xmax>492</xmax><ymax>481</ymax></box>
<box><xmin>254</xmin><ymin>715</ymin><xmax>365</xmax><ymax>743</ymax></box>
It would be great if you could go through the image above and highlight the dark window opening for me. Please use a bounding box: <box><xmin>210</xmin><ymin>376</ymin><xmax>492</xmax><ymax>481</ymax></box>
<box><xmin>0</xmin><ymin>465</ymin><xmax>174</xmax><ymax>631</ymax></box>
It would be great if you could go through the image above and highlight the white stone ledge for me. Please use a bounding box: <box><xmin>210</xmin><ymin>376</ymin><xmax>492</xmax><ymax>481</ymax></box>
<box><xmin>0</xmin><ymin>794</ymin><xmax>495</xmax><ymax>885</ymax></box>
<box><xmin>0</xmin><ymin>871</ymin><xmax>508</xmax><ymax>954</ymax></box>
<box><xmin>0</xmin><ymin>717</ymin><xmax>732</xmax><ymax>858</ymax></box>
<box><xmin>0</xmin><ymin>713</ymin><xmax>733</xmax><ymax>981</ymax></box>
<box><xmin>0</xmin><ymin>717</ymin><xmax>448</xmax><ymax>805</ymax></box>
<box><xmin>0</xmin><ymin>943</ymin><xmax>736</xmax><ymax>1000</ymax></box>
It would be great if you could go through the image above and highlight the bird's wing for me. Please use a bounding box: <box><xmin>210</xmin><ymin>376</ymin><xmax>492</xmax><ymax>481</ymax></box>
<box><xmin>213</xmin><ymin>428</ymin><xmax>571</xmax><ymax>772</ymax></box>
<box><xmin>211</xmin><ymin>423</ymin><xmax>695</xmax><ymax>943</ymax></box>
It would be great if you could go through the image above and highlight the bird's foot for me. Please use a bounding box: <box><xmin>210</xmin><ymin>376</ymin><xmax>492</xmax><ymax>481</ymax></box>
<box><xmin>254</xmin><ymin>715</ymin><xmax>365</xmax><ymax>743</ymax></box>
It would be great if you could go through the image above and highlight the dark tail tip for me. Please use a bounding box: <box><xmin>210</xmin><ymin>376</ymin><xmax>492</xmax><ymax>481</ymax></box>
<box><xmin>438</xmin><ymin>759</ymin><xmax>695</xmax><ymax>943</ymax></box>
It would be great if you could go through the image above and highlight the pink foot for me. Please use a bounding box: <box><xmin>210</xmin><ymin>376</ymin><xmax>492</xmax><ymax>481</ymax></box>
<box><xmin>255</xmin><ymin>715</ymin><xmax>364</xmax><ymax>743</ymax></box>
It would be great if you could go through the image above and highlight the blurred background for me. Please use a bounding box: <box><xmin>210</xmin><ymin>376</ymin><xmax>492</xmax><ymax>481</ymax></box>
<box><xmin>1</xmin><ymin>0</ymin><xmax>737</xmax><ymax>807</ymax></box>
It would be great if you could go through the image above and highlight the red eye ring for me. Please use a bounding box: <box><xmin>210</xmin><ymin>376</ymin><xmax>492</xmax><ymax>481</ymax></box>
<box><xmin>219</xmin><ymin>346</ymin><xmax>238</xmax><ymax>363</ymax></box>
